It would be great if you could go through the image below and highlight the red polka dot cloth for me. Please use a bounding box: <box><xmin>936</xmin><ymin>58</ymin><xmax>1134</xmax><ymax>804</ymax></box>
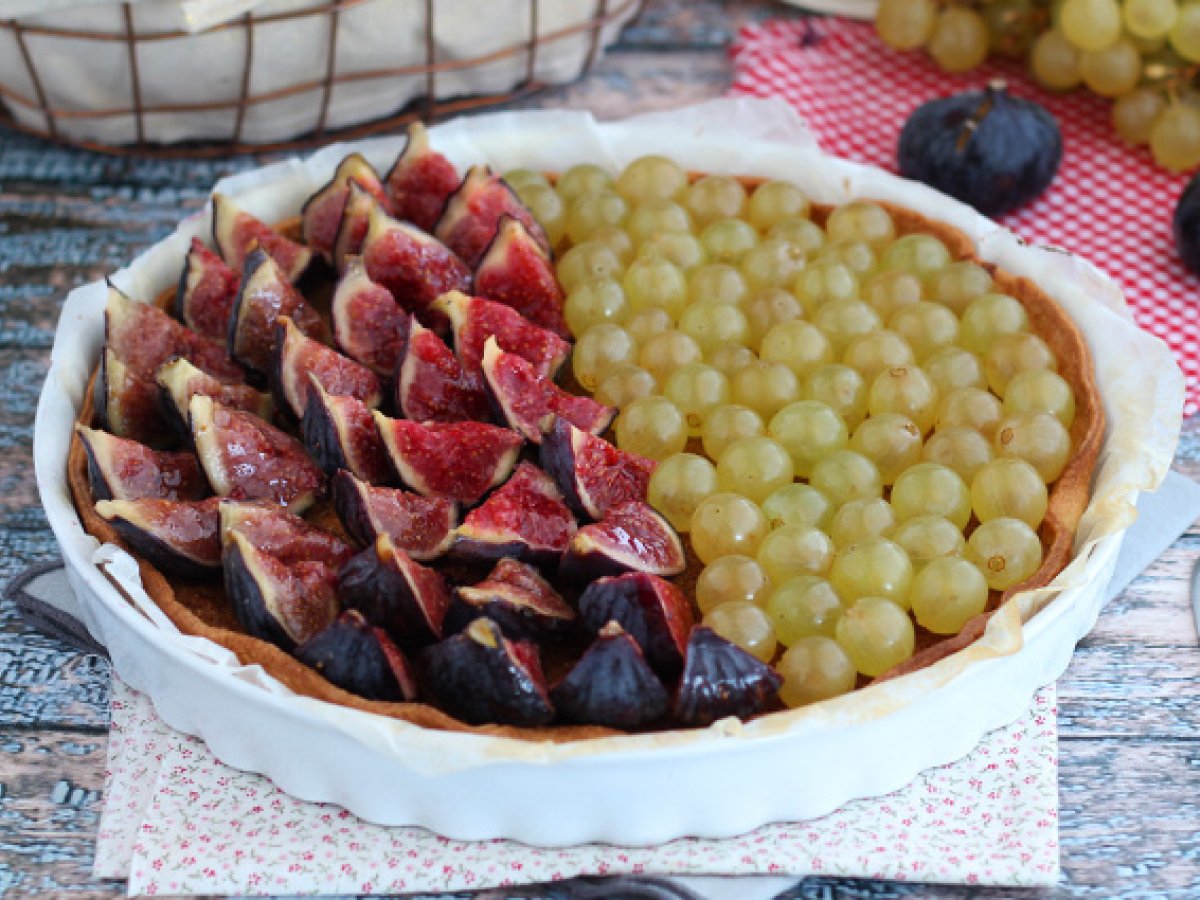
<box><xmin>730</xmin><ymin>17</ymin><xmax>1200</xmax><ymax>416</ymax></box>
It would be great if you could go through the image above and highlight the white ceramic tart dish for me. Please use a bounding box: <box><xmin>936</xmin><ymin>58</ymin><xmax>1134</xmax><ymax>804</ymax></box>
<box><xmin>36</xmin><ymin>99</ymin><xmax>1184</xmax><ymax>846</ymax></box>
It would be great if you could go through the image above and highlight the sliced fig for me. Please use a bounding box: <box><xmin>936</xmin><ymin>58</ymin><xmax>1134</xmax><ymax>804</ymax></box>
<box><xmin>95</xmin><ymin>348</ymin><xmax>170</xmax><ymax>446</ymax></box>
<box><xmin>337</xmin><ymin>534</ymin><xmax>451</xmax><ymax>647</ymax></box>
<box><xmin>271</xmin><ymin>316</ymin><xmax>383</xmax><ymax>421</ymax></box>
<box><xmin>107</xmin><ymin>283</ymin><xmax>243</xmax><ymax>384</ymax></box>
<box><xmin>223</xmin><ymin>531</ymin><xmax>338</xmax><ymax>652</ymax></box>
<box><xmin>175</xmin><ymin>237</ymin><xmax>240</xmax><ymax>342</ymax></box>
<box><xmin>218</xmin><ymin>499</ymin><xmax>355</xmax><ymax>569</ymax></box>
<box><xmin>434</xmin><ymin>165</ymin><xmax>550</xmax><ymax>268</ymax></box>
<box><xmin>395</xmin><ymin>318</ymin><xmax>491</xmax><ymax>423</ymax></box>
<box><xmin>433</xmin><ymin>290</ymin><xmax>570</xmax><ymax>387</ymax></box>
<box><xmin>452</xmin><ymin>462</ymin><xmax>576</xmax><ymax>566</ymax></box>
<box><xmin>373</xmin><ymin>414</ymin><xmax>522</xmax><ymax>505</ymax></box>
<box><xmin>472</xmin><ymin>217</ymin><xmax>568</xmax><ymax>337</ymax></box>
<box><xmin>384</xmin><ymin>121</ymin><xmax>461</xmax><ymax>233</ymax></box>
<box><xmin>301</xmin><ymin>380</ymin><xmax>392</xmax><ymax>485</ymax></box>
<box><xmin>420</xmin><ymin>617</ymin><xmax>554</xmax><ymax>726</ymax></box>
<box><xmin>481</xmin><ymin>337</ymin><xmax>614</xmax><ymax>443</ymax></box>
<box><xmin>551</xmin><ymin>621</ymin><xmax>670</xmax><ymax>728</ymax></box>
<box><xmin>76</xmin><ymin>424</ymin><xmax>207</xmax><ymax>502</ymax></box>
<box><xmin>212</xmin><ymin>192</ymin><xmax>312</xmax><ymax>282</ymax></box>
<box><xmin>295</xmin><ymin>609</ymin><xmax>419</xmax><ymax>702</ymax></box>
<box><xmin>673</xmin><ymin>626</ymin><xmax>783</xmax><ymax>727</ymax></box>
<box><xmin>330</xmin><ymin>256</ymin><xmax>407</xmax><ymax>376</ymax></box>
<box><xmin>360</xmin><ymin>205</ymin><xmax>471</xmax><ymax>318</ymax></box>
<box><xmin>157</xmin><ymin>356</ymin><xmax>273</xmax><ymax>439</ymax></box>
<box><xmin>332</xmin><ymin>179</ymin><xmax>386</xmax><ymax>274</ymax></box>
<box><xmin>95</xmin><ymin>497</ymin><xmax>221</xmax><ymax>579</ymax></box>
<box><xmin>561</xmin><ymin>501</ymin><xmax>687</xmax><ymax>582</ymax></box>
<box><xmin>577</xmin><ymin>572</ymin><xmax>694</xmax><ymax>680</ymax></box>
<box><xmin>228</xmin><ymin>249</ymin><xmax>325</xmax><ymax>376</ymax></box>
<box><xmin>446</xmin><ymin>558</ymin><xmax>575</xmax><ymax>641</ymax></box>
<box><xmin>301</xmin><ymin>153</ymin><xmax>389</xmax><ymax>261</ymax></box>
<box><xmin>540</xmin><ymin>417</ymin><xmax>655</xmax><ymax>520</ymax></box>
<box><xmin>190</xmin><ymin>394</ymin><xmax>325</xmax><ymax>511</ymax></box>
<box><xmin>331</xmin><ymin>470</ymin><xmax>457</xmax><ymax>559</ymax></box>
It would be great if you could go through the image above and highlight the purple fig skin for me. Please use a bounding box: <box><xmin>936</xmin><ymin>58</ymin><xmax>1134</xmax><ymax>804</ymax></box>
<box><xmin>550</xmin><ymin>622</ymin><xmax>670</xmax><ymax>728</ymax></box>
<box><xmin>672</xmin><ymin>626</ymin><xmax>783</xmax><ymax>727</ymax></box>
<box><xmin>294</xmin><ymin>609</ymin><xmax>419</xmax><ymax>702</ymax></box>
<box><xmin>445</xmin><ymin>558</ymin><xmax>576</xmax><ymax>641</ymax></box>
<box><xmin>337</xmin><ymin>535</ymin><xmax>452</xmax><ymax>648</ymax></box>
<box><xmin>301</xmin><ymin>380</ymin><xmax>393</xmax><ymax>485</ymax></box>
<box><xmin>559</xmin><ymin>501</ymin><xmax>686</xmax><ymax>583</ymax></box>
<box><xmin>76</xmin><ymin>425</ymin><xmax>208</xmax><ymax>502</ymax></box>
<box><xmin>420</xmin><ymin>617</ymin><xmax>554</xmax><ymax>727</ymax></box>
<box><xmin>96</xmin><ymin>497</ymin><xmax>221</xmax><ymax>579</ymax></box>
<box><xmin>577</xmin><ymin>572</ymin><xmax>695</xmax><ymax>681</ymax></box>
<box><xmin>331</xmin><ymin>470</ymin><xmax>457</xmax><ymax>560</ymax></box>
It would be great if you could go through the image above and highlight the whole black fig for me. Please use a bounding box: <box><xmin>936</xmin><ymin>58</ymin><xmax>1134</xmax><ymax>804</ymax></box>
<box><xmin>897</xmin><ymin>81</ymin><xmax>1061</xmax><ymax>217</ymax></box>
<box><xmin>1173</xmin><ymin>173</ymin><xmax>1200</xmax><ymax>275</ymax></box>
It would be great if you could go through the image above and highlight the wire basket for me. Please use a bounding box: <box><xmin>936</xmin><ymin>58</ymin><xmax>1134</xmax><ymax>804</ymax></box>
<box><xmin>0</xmin><ymin>0</ymin><xmax>643</xmax><ymax>156</ymax></box>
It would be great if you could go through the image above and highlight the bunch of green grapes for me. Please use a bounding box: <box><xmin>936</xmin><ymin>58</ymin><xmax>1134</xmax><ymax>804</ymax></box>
<box><xmin>875</xmin><ymin>0</ymin><xmax>1200</xmax><ymax>171</ymax></box>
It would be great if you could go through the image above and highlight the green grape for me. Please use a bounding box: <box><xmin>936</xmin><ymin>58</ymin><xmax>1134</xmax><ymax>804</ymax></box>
<box><xmin>1003</xmin><ymin>369</ymin><xmax>1076</xmax><ymax>427</ymax></box>
<box><xmin>556</xmin><ymin>163</ymin><xmax>614</xmax><ymax>202</ymax></box>
<box><xmin>984</xmin><ymin>332</ymin><xmax>1057</xmax><ymax>396</ymax></box>
<box><xmin>626</xmin><ymin>199</ymin><xmax>694</xmax><ymax>244</ymax></box>
<box><xmin>768</xmin><ymin>400</ymin><xmax>850</xmax><ymax>477</ymax></box>
<box><xmin>572</xmin><ymin>324</ymin><xmax>637</xmax><ymax>390</ymax></box>
<box><xmin>1126</xmin><ymin>0</ymin><xmax>1179</xmax><ymax>37</ymax></box>
<box><xmin>830</xmin><ymin>539</ymin><xmax>915</xmax><ymax>608</ymax></box>
<box><xmin>1080</xmin><ymin>37</ymin><xmax>1142</xmax><ymax>97</ymax></box>
<box><xmin>777</xmin><ymin>635</ymin><xmax>858</xmax><ymax>706</ymax></box>
<box><xmin>615</xmin><ymin>155</ymin><xmax>688</xmax><ymax>204</ymax></box>
<box><xmin>971</xmin><ymin>457</ymin><xmax>1049</xmax><ymax>527</ymax></box>
<box><xmin>768</xmin><ymin>217</ymin><xmax>826</xmax><ymax>254</ymax></box>
<box><xmin>876</xmin><ymin>0</ymin><xmax>938</xmax><ymax>49</ymax></box>
<box><xmin>689</xmin><ymin>263</ymin><xmax>750</xmax><ymax>307</ymax></box>
<box><xmin>503</xmin><ymin>168</ymin><xmax>549</xmax><ymax>192</ymax></box>
<box><xmin>922</xmin><ymin>425</ymin><xmax>994</xmax><ymax>482</ymax></box>
<box><xmin>836</xmin><ymin>596</ymin><xmax>916</xmax><ymax>677</ymax></box>
<box><xmin>517</xmin><ymin>182</ymin><xmax>567</xmax><ymax>247</ymax></box>
<box><xmin>690</xmin><ymin>492</ymin><xmax>771</xmax><ymax>563</ymax></box>
<box><xmin>761</xmin><ymin>483</ymin><xmax>834</xmax><ymax>530</ymax></box>
<box><xmin>814</xmin><ymin>240</ymin><xmax>877</xmax><ymax>278</ymax></box>
<box><xmin>959</xmin><ymin>293</ymin><xmax>1030</xmax><ymax>356</ymax></box>
<box><xmin>890</xmin><ymin>462</ymin><xmax>972</xmax><ymax>528</ymax></box>
<box><xmin>849</xmin><ymin>412</ymin><xmax>924</xmax><ymax>484</ymax></box>
<box><xmin>863</xmin><ymin>270</ymin><xmax>924</xmax><ymax>320</ymax></box>
<box><xmin>647</xmin><ymin>452</ymin><xmax>720</xmax><ymax>532</ymax></box>
<box><xmin>678</xmin><ymin>302</ymin><xmax>751</xmax><ymax>351</ymax></box>
<box><xmin>705</xmin><ymin>600</ymin><xmax>778</xmax><ymax>663</ymax></box>
<box><xmin>744</xmin><ymin>289</ymin><xmax>806</xmax><ymax>348</ymax></box>
<box><xmin>966</xmin><ymin>517</ymin><xmax>1043</xmax><ymax>591</ymax></box>
<box><xmin>1060</xmin><ymin>0</ymin><xmax>1122</xmax><ymax>50</ymax></box>
<box><xmin>793</xmin><ymin>261</ymin><xmax>860</xmax><ymax>315</ymax></box>
<box><xmin>994</xmin><ymin>411</ymin><xmax>1072</xmax><ymax>482</ymax></box>
<box><xmin>760</xmin><ymin>321</ymin><xmax>834</xmax><ymax>379</ymax></box>
<box><xmin>813</xmin><ymin>299</ymin><xmax>884</xmax><ymax>357</ymax></box>
<box><xmin>843</xmin><ymin>329</ymin><xmax>916</xmax><ymax>384</ymax></box>
<box><xmin>868</xmin><ymin>365</ymin><xmax>939</xmax><ymax>434</ymax></box>
<box><xmin>706</xmin><ymin>341</ymin><xmax>758</xmax><ymax>376</ymax></box>
<box><xmin>701</xmin><ymin>403</ymin><xmax>765</xmax><ymax>459</ymax></box>
<box><xmin>936</xmin><ymin>386</ymin><xmax>1003</xmax><ymax>438</ymax></box>
<box><xmin>625</xmin><ymin>306</ymin><xmax>675</xmax><ymax>343</ymax></box>
<box><xmin>684</xmin><ymin>175</ymin><xmax>748</xmax><ymax>226</ymax></box>
<box><xmin>664</xmin><ymin>363</ymin><xmax>731</xmax><ymax>434</ymax></box>
<box><xmin>889</xmin><ymin>514</ymin><xmax>967</xmax><ymax>568</ymax></box>
<box><xmin>701</xmin><ymin>218</ymin><xmax>760</xmax><ymax>262</ymax></box>
<box><xmin>564</xmin><ymin>278</ymin><xmax>628</xmax><ymax>335</ymax></box>
<box><xmin>716</xmin><ymin>435</ymin><xmax>795</xmax><ymax>503</ymax></box>
<box><xmin>880</xmin><ymin>234</ymin><xmax>952</xmax><ymax>281</ymax></box>
<box><xmin>566</xmin><ymin>191</ymin><xmax>629</xmax><ymax>245</ymax></box>
<box><xmin>748</xmin><ymin>181</ymin><xmax>811</xmax><ymax>231</ymax></box>
<box><xmin>740</xmin><ymin>238</ymin><xmax>808</xmax><ymax>291</ymax></box>
<box><xmin>829</xmin><ymin>497</ymin><xmax>897</xmax><ymax>547</ymax></box>
<box><xmin>557</xmin><ymin>241</ymin><xmax>624</xmax><ymax>293</ymax></box>
<box><xmin>826</xmin><ymin>201</ymin><xmax>896</xmax><ymax>248</ymax></box>
<box><xmin>756</xmin><ymin>524</ymin><xmax>836</xmax><ymax>582</ymax></box>
<box><xmin>804</xmin><ymin>363</ymin><xmax>869</xmax><ymax>430</ymax></box>
<box><xmin>928</xmin><ymin>261</ymin><xmax>994</xmax><ymax>314</ymax></box>
<box><xmin>909</xmin><ymin>556</ymin><xmax>989</xmax><ymax>634</ymax></box>
<box><xmin>638</xmin><ymin>329</ymin><xmax>704</xmax><ymax>383</ymax></box>
<box><xmin>696</xmin><ymin>554</ymin><xmax>773</xmax><ymax>614</ymax></box>
<box><xmin>730</xmin><ymin>360</ymin><xmax>802</xmax><ymax>418</ymax></box>
<box><xmin>767</xmin><ymin>576</ymin><xmax>846</xmax><ymax>643</ymax></box>
<box><xmin>637</xmin><ymin>231</ymin><xmax>709</xmax><ymax>271</ymax></box>
<box><xmin>594</xmin><ymin>363</ymin><xmax>657</xmax><ymax>408</ymax></box>
<box><xmin>622</xmin><ymin>258</ymin><xmax>689</xmax><ymax>320</ymax></box>
<box><xmin>1113</xmin><ymin>88</ymin><xmax>1167</xmax><ymax>145</ymax></box>
<box><xmin>928</xmin><ymin>7</ymin><xmax>990</xmax><ymax>71</ymax></box>
<box><xmin>888</xmin><ymin>301</ymin><xmax>960</xmax><ymax>361</ymax></box>
<box><xmin>810</xmin><ymin>449</ymin><xmax>884</xmax><ymax>508</ymax></box>
<box><xmin>588</xmin><ymin>223</ymin><xmax>635</xmax><ymax>264</ymax></box>
<box><xmin>1150</xmin><ymin>101</ymin><xmax>1200</xmax><ymax>171</ymax></box>
<box><xmin>615</xmin><ymin>395</ymin><xmax>688</xmax><ymax>460</ymax></box>
<box><xmin>1030</xmin><ymin>28</ymin><xmax>1084</xmax><ymax>90</ymax></box>
<box><xmin>923</xmin><ymin>345</ymin><xmax>987</xmax><ymax>396</ymax></box>
<box><xmin>1171</xmin><ymin>1</ymin><xmax>1200</xmax><ymax>60</ymax></box>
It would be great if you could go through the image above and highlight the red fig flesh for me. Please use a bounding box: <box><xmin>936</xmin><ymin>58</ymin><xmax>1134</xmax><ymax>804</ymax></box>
<box><xmin>95</xmin><ymin>497</ymin><xmax>221</xmax><ymax>578</ymax></box>
<box><xmin>76</xmin><ymin>425</ymin><xmax>207</xmax><ymax>502</ymax></box>
<box><xmin>301</xmin><ymin>153</ymin><xmax>388</xmax><ymax>261</ymax></box>
<box><xmin>212</xmin><ymin>192</ymin><xmax>311</xmax><ymax>282</ymax></box>
<box><xmin>301</xmin><ymin>381</ymin><xmax>392</xmax><ymax>485</ymax></box>
<box><xmin>540</xmin><ymin>417</ymin><xmax>655</xmax><ymax>520</ymax></box>
<box><xmin>330</xmin><ymin>256</ymin><xmax>407</xmax><ymax>377</ymax></box>
<box><xmin>385</xmin><ymin>121</ymin><xmax>460</xmax><ymax>233</ymax></box>
<box><xmin>295</xmin><ymin>609</ymin><xmax>419</xmax><ymax>702</ymax></box>
<box><xmin>433</xmin><ymin>291</ymin><xmax>569</xmax><ymax>388</ymax></box>
<box><xmin>473</xmin><ymin>216</ymin><xmax>568</xmax><ymax>337</ymax></box>
<box><xmin>337</xmin><ymin>534</ymin><xmax>451</xmax><ymax>647</ymax></box>
<box><xmin>395</xmin><ymin>319</ymin><xmax>491</xmax><ymax>423</ymax></box>
<box><xmin>361</xmin><ymin>205</ymin><xmax>471</xmax><ymax>317</ymax></box>
<box><xmin>434</xmin><ymin>165</ymin><xmax>550</xmax><ymax>268</ymax></box>
<box><xmin>452</xmin><ymin>462</ymin><xmax>576</xmax><ymax>566</ymax></box>
<box><xmin>561</xmin><ymin>501</ymin><xmax>687</xmax><ymax>581</ymax></box>
<box><xmin>332</xmin><ymin>179</ymin><xmax>387</xmax><ymax>273</ymax></box>
<box><xmin>448</xmin><ymin>558</ymin><xmax>575</xmax><ymax>641</ymax></box>
<box><xmin>271</xmin><ymin>316</ymin><xmax>383</xmax><ymax>421</ymax></box>
<box><xmin>95</xmin><ymin>349</ymin><xmax>169</xmax><ymax>446</ymax></box>
<box><xmin>331</xmin><ymin>470</ymin><xmax>458</xmax><ymax>560</ymax></box>
<box><xmin>228</xmin><ymin>249</ymin><xmax>325</xmax><ymax>375</ymax></box>
<box><xmin>218</xmin><ymin>499</ymin><xmax>355</xmax><ymax>569</ymax></box>
<box><xmin>156</xmin><ymin>357</ymin><xmax>274</xmax><ymax>437</ymax></box>
<box><xmin>175</xmin><ymin>237</ymin><xmax>240</xmax><ymax>343</ymax></box>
